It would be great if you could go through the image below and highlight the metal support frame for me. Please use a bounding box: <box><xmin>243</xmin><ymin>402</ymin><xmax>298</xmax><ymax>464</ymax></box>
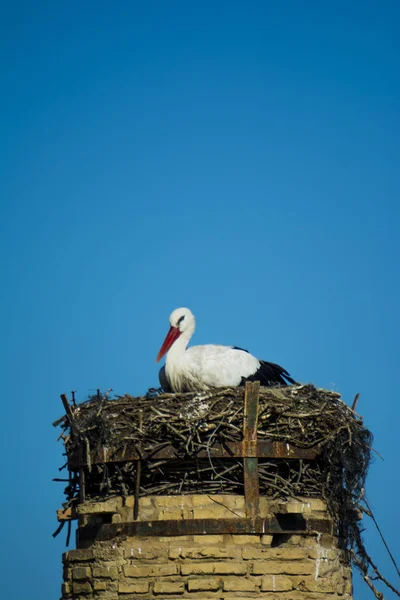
<box><xmin>243</xmin><ymin>381</ymin><xmax>261</xmax><ymax>518</ymax></box>
<box><xmin>77</xmin><ymin>515</ymin><xmax>334</xmax><ymax>544</ymax></box>
<box><xmin>60</xmin><ymin>384</ymin><xmax>322</xmax><ymax>537</ymax></box>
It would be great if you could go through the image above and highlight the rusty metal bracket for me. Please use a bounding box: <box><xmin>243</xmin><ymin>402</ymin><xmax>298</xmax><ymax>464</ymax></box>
<box><xmin>77</xmin><ymin>515</ymin><xmax>335</xmax><ymax>544</ymax></box>
<box><xmin>68</xmin><ymin>440</ymin><xmax>318</xmax><ymax>470</ymax></box>
<box><xmin>243</xmin><ymin>381</ymin><xmax>260</xmax><ymax>519</ymax></box>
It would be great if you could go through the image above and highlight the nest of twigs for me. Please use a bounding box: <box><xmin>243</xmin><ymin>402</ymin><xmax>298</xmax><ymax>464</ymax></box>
<box><xmin>56</xmin><ymin>384</ymin><xmax>371</xmax><ymax>526</ymax></box>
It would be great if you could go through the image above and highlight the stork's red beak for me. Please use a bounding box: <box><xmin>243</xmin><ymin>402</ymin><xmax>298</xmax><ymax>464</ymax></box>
<box><xmin>156</xmin><ymin>326</ymin><xmax>181</xmax><ymax>363</ymax></box>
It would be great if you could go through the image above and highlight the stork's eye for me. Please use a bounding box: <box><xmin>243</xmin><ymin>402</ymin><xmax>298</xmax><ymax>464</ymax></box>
<box><xmin>177</xmin><ymin>315</ymin><xmax>185</xmax><ymax>326</ymax></box>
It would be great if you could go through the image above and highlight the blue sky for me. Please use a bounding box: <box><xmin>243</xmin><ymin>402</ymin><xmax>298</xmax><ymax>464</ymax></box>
<box><xmin>1</xmin><ymin>2</ymin><xmax>399</xmax><ymax>598</ymax></box>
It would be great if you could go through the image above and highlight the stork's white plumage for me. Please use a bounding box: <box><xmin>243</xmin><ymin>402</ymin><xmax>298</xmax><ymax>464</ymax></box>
<box><xmin>156</xmin><ymin>308</ymin><xmax>296</xmax><ymax>393</ymax></box>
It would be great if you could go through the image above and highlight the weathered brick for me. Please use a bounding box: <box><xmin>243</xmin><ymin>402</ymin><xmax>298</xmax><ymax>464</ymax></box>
<box><xmin>72</xmin><ymin>566</ymin><xmax>91</xmax><ymax>580</ymax></box>
<box><xmin>65</xmin><ymin>548</ymin><xmax>94</xmax><ymax>562</ymax></box>
<box><xmin>224</xmin><ymin>597</ymin><xmax>276</xmax><ymax>600</ymax></box>
<box><xmin>77</xmin><ymin>498</ymin><xmax>121</xmax><ymax>514</ymax></box>
<box><xmin>279</xmin><ymin>534</ymin><xmax>305</xmax><ymax>547</ymax></box>
<box><xmin>159</xmin><ymin>508</ymin><xmax>184</xmax><ymax>520</ymax></box>
<box><xmin>92</xmin><ymin>566</ymin><xmax>119</xmax><ymax>579</ymax></box>
<box><xmin>292</xmin><ymin>576</ymin><xmax>336</xmax><ymax>593</ymax></box>
<box><xmin>261</xmin><ymin>575</ymin><xmax>293</xmax><ymax>591</ymax></box>
<box><xmin>93</xmin><ymin>547</ymin><xmax>124</xmax><ymax>561</ymax></box>
<box><xmin>180</xmin><ymin>561</ymin><xmax>247</xmax><ymax>576</ymax></box>
<box><xmin>297</xmin><ymin>497</ymin><xmax>327</xmax><ymax>512</ymax></box>
<box><xmin>315</xmin><ymin>533</ymin><xmax>340</xmax><ymax>549</ymax></box>
<box><xmin>345</xmin><ymin>577</ymin><xmax>353</xmax><ymax>594</ymax></box>
<box><xmin>275</xmin><ymin>500</ymin><xmax>313</xmax><ymax>514</ymax></box>
<box><xmin>93</xmin><ymin>580</ymin><xmax>107</xmax><ymax>591</ymax></box>
<box><xmin>231</xmin><ymin>535</ymin><xmax>260</xmax><ymax>544</ymax></box>
<box><xmin>117</xmin><ymin>508</ymin><xmax>132</xmax><ymax>525</ymax></box>
<box><xmin>223</xmin><ymin>577</ymin><xmax>259</xmax><ymax>592</ymax></box>
<box><xmin>191</xmin><ymin>546</ymin><xmax>240</xmax><ymax>559</ymax></box>
<box><xmin>192</xmin><ymin>535</ymin><xmax>225</xmax><ymax>544</ymax></box>
<box><xmin>242</xmin><ymin>547</ymin><xmax>266</xmax><ymax>560</ymax></box>
<box><xmin>124</xmin><ymin>495</ymin><xmax>152</xmax><ymax>509</ymax></box>
<box><xmin>253</xmin><ymin>560</ymin><xmax>315</xmax><ymax>575</ymax></box>
<box><xmin>111</xmin><ymin>513</ymin><xmax>122</xmax><ymax>523</ymax></box>
<box><xmin>153</xmin><ymin>580</ymin><xmax>185</xmax><ymax>594</ymax></box>
<box><xmin>137</xmin><ymin>507</ymin><xmax>157</xmax><ymax>521</ymax></box>
<box><xmin>170</xmin><ymin>545</ymin><xmax>241</xmax><ymax>560</ymax></box>
<box><xmin>124</xmin><ymin>563</ymin><xmax>178</xmax><ymax>577</ymax></box>
<box><xmin>61</xmin><ymin>582</ymin><xmax>71</xmax><ymax>595</ymax></box>
<box><xmin>192</xmin><ymin>507</ymin><xmax>226</xmax><ymax>519</ymax></box>
<box><xmin>124</xmin><ymin>545</ymin><xmax>167</xmax><ymax>560</ymax></box>
<box><xmin>260</xmin><ymin>535</ymin><xmax>273</xmax><ymax>546</ymax></box>
<box><xmin>318</xmin><ymin>560</ymin><xmax>342</xmax><ymax>577</ymax></box>
<box><xmin>118</xmin><ymin>581</ymin><xmax>149</xmax><ymax>594</ymax></box>
<box><xmin>124</xmin><ymin>495</ymin><xmax>135</xmax><ymax>508</ymax></box>
<box><xmin>308</xmin><ymin>547</ymin><xmax>338</xmax><ymax>560</ymax></box>
<box><xmin>153</xmin><ymin>496</ymin><xmax>186</xmax><ymax>507</ymax></box>
<box><xmin>187</xmin><ymin>578</ymin><xmax>220</xmax><ymax>591</ymax></box>
<box><xmin>191</xmin><ymin>495</ymin><xmax>245</xmax><ymax>509</ymax></box>
<box><xmin>63</xmin><ymin>566</ymin><xmax>72</xmax><ymax>583</ymax></box>
<box><xmin>242</xmin><ymin>547</ymin><xmax>308</xmax><ymax>560</ymax></box>
<box><xmin>214</xmin><ymin>563</ymin><xmax>247</xmax><ymax>575</ymax></box>
<box><xmin>100</xmin><ymin>559</ymin><xmax>123</xmax><ymax>568</ymax></box>
<box><xmin>180</xmin><ymin>563</ymin><xmax>214</xmax><ymax>575</ymax></box>
<box><xmin>72</xmin><ymin>581</ymin><xmax>92</xmax><ymax>595</ymax></box>
<box><xmin>192</xmin><ymin>495</ymin><xmax>211</xmax><ymax>506</ymax></box>
<box><xmin>181</xmin><ymin>595</ymin><xmax>222</xmax><ymax>600</ymax></box>
<box><xmin>159</xmin><ymin>535</ymin><xmax>192</xmax><ymax>543</ymax></box>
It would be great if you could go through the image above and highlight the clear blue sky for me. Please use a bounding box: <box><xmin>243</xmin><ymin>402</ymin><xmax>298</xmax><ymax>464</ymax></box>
<box><xmin>1</xmin><ymin>2</ymin><xmax>399</xmax><ymax>598</ymax></box>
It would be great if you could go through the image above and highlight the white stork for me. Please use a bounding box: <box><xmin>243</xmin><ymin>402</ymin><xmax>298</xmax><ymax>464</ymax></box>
<box><xmin>156</xmin><ymin>307</ymin><xmax>297</xmax><ymax>393</ymax></box>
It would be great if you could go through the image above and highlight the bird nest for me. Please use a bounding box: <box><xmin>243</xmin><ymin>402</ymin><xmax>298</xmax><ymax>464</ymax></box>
<box><xmin>55</xmin><ymin>384</ymin><xmax>371</xmax><ymax>525</ymax></box>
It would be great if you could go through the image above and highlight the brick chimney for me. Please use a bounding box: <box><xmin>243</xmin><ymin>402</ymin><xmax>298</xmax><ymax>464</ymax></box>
<box><xmin>57</xmin><ymin>382</ymin><xmax>360</xmax><ymax>600</ymax></box>
<box><xmin>62</xmin><ymin>494</ymin><xmax>352</xmax><ymax>599</ymax></box>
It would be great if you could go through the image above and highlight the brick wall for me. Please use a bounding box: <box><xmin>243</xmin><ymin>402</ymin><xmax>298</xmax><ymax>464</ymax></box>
<box><xmin>62</xmin><ymin>495</ymin><xmax>352</xmax><ymax>600</ymax></box>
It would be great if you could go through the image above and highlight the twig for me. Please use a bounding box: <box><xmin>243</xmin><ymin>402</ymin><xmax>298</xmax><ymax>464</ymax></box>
<box><xmin>351</xmin><ymin>393</ymin><xmax>360</xmax><ymax>411</ymax></box>
<box><xmin>364</xmin><ymin>498</ymin><xmax>400</xmax><ymax>578</ymax></box>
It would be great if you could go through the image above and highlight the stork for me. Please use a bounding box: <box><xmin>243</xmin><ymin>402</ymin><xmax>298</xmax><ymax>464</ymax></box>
<box><xmin>156</xmin><ymin>307</ymin><xmax>297</xmax><ymax>392</ymax></box>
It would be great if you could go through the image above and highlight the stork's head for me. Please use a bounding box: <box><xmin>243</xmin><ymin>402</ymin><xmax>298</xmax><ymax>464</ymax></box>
<box><xmin>156</xmin><ymin>307</ymin><xmax>195</xmax><ymax>362</ymax></box>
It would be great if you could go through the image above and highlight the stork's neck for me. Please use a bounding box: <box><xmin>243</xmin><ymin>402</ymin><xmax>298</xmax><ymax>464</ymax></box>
<box><xmin>165</xmin><ymin>329</ymin><xmax>192</xmax><ymax>366</ymax></box>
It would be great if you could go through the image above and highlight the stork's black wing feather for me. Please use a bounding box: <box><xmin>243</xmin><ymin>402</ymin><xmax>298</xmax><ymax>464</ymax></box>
<box><xmin>241</xmin><ymin>360</ymin><xmax>297</xmax><ymax>387</ymax></box>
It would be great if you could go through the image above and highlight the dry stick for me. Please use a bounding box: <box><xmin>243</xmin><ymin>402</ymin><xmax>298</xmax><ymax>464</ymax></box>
<box><xmin>53</xmin><ymin>415</ymin><xmax>66</xmax><ymax>427</ymax></box>
<box><xmin>354</xmin><ymin>440</ymin><xmax>384</xmax><ymax>461</ymax></box>
<box><xmin>66</xmin><ymin>520</ymin><xmax>72</xmax><ymax>547</ymax></box>
<box><xmin>368</xmin><ymin>560</ymin><xmax>400</xmax><ymax>597</ymax></box>
<box><xmin>364</xmin><ymin>498</ymin><xmax>400</xmax><ymax>579</ymax></box>
<box><xmin>352</xmin><ymin>393</ymin><xmax>360</xmax><ymax>411</ymax></box>
<box><xmin>52</xmin><ymin>521</ymin><xmax>65</xmax><ymax>538</ymax></box>
<box><xmin>352</xmin><ymin>554</ymin><xmax>385</xmax><ymax>600</ymax></box>
<box><xmin>79</xmin><ymin>467</ymin><xmax>86</xmax><ymax>503</ymax></box>
<box><xmin>133</xmin><ymin>462</ymin><xmax>141</xmax><ymax>519</ymax></box>
<box><xmin>60</xmin><ymin>393</ymin><xmax>77</xmax><ymax>435</ymax></box>
<box><xmin>206</xmin><ymin>495</ymin><xmax>243</xmax><ymax>518</ymax></box>
<box><xmin>353</xmin><ymin>534</ymin><xmax>400</xmax><ymax>598</ymax></box>
<box><xmin>60</xmin><ymin>393</ymin><xmax>86</xmax><ymax>504</ymax></box>
<box><xmin>213</xmin><ymin>463</ymin><xmax>241</xmax><ymax>480</ymax></box>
